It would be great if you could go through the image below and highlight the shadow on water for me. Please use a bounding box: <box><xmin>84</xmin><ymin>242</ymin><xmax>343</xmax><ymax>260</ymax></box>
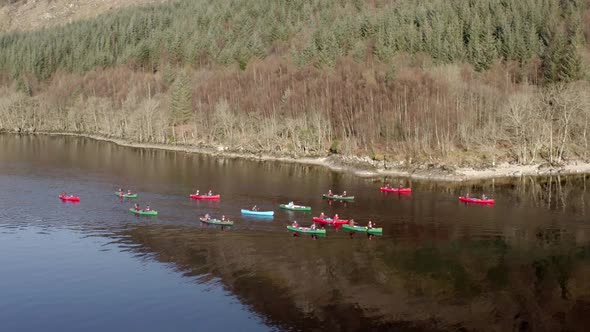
<box><xmin>110</xmin><ymin>223</ymin><xmax>590</xmax><ymax>332</ymax></box>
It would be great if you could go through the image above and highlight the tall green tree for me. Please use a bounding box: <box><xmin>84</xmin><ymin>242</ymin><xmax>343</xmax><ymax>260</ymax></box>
<box><xmin>170</xmin><ymin>70</ymin><xmax>193</xmax><ymax>125</ymax></box>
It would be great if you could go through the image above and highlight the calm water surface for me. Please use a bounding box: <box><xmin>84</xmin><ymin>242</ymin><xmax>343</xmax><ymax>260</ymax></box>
<box><xmin>1</xmin><ymin>134</ymin><xmax>590</xmax><ymax>332</ymax></box>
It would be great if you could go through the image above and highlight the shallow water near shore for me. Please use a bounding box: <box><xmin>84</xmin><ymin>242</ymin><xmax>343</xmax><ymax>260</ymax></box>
<box><xmin>1</xmin><ymin>133</ymin><xmax>590</xmax><ymax>331</ymax></box>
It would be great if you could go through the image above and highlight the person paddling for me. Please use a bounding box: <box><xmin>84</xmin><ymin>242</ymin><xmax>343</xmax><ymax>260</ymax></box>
<box><xmin>195</xmin><ymin>190</ymin><xmax>200</xmax><ymax>195</ymax></box>
<box><xmin>127</xmin><ymin>190</ymin><xmax>132</xmax><ymax>195</ymax></box>
<box><xmin>252</xmin><ymin>205</ymin><xmax>258</xmax><ymax>211</ymax></box>
<box><xmin>208</xmin><ymin>190</ymin><xmax>213</xmax><ymax>196</ymax></box>
<box><xmin>349</xmin><ymin>219</ymin><xmax>355</xmax><ymax>226</ymax></box>
<box><xmin>204</xmin><ymin>213</ymin><xmax>210</xmax><ymax>220</ymax></box>
<box><xmin>134</xmin><ymin>203</ymin><xmax>139</xmax><ymax>211</ymax></box>
<box><xmin>342</xmin><ymin>191</ymin><xmax>347</xmax><ymax>197</ymax></box>
<box><xmin>310</xmin><ymin>223</ymin><xmax>317</xmax><ymax>230</ymax></box>
<box><xmin>145</xmin><ymin>205</ymin><xmax>151</xmax><ymax>211</ymax></box>
<box><xmin>319</xmin><ymin>212</ymin><xmax>325</xmax><ymax>219</ymax></box>
<box><xmin>482</xmin><ymin>194</ymin><xmax>488</xmax><ymax>200</ymax></box>
<box><xmin>292</xmin><ymin>220</ymin><xmax>299</xmax><ymax>227</ymax></box>
<box><xmin>221</xmin><ymin>215</ymin><xmax>226</xmax><ymax>221</ymax></box>
<box><xmin>333</xmin><ymin>214</ymin><xmax>339</xmax><ymax>222</ymax></box>
<box><xmin>367</xmin><ymin>221</ymin><xmax>373</xmax><ymax>229</ymax></box>
<box><xmin>398</xmin><ymin>183</ymin><xmax>404</xmax><ymax>189</ymax></box>
<box><xmin>328</xmin><ymin>189</ymin><xmax>333</xmax><ymax>196</ymax></box>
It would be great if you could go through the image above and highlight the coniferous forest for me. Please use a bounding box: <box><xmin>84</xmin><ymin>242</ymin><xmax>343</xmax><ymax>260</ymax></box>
<box><xmin>0</xmin><ymin>0</ymin><xmax>589</xmax><ymax>166</ymax></box>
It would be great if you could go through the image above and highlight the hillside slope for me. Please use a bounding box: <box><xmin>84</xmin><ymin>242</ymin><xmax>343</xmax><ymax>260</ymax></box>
<box><xmin>0</xmin><ymin>0</ymin><xmax>166</xmax><ymax>33</ymax></box>
<box><xmin>0</xmin><ymin>0</ymin><xmax>589</xmax><ymax>170</ymax></box>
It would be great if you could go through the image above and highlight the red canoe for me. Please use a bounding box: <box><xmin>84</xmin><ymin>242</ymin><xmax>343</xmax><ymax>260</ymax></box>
<box><xmin>459</xmin><ymin>197</ymin><xmax>494</xmax><ymax>205</ymax></box>
<box><xmin>380</xmin><ymin>187</ymin><xmax>412</xmax><ymax>193</ymax></box>
<box><xmin>59</xmin><ymin>195</ymin><xmax>80</xmax><ymax>202</ymax></box>
<box><xmin>313</xmin><ymin>217</ymin><xmax>349</xmax><ymax>225</ymax></box>
<box><xmin>189</xmin><ymin>194</ymin><xmax>221</xmax><ymax>200</ymax></box>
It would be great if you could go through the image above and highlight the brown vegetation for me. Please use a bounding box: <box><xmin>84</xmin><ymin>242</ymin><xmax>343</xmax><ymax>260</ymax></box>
<box><xmin>1</xmin><ymin>57</ymin><xmax>589</xmax><ymax>167</ymax></box>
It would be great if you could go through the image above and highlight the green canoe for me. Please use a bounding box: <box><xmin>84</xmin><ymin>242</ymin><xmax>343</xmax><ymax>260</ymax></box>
<box><xmin>200</xmin><ymin>217</ymin><xmax>234</xmax><ymax>226</ymax></box>
<box><xmin>116</xmin><ymin>192</ymin><xmax>137</xmax><ymax>199</ymax></box>
<box><xmin>129</xmin><ymin>208</ymin><xmax>157</xmax><ymax>216</ymax></box>
<box><xmin>342</xmin><ymin>224</ymin><xmax>382</xmax><ymax>235</ymax></box>
<box><xmin>322</xmin><ymin>194</ymin><xmax>354</xmax><ymax>201</ymax></box>
<box><xmin>287</xmin><ymin>225</ymin><xmax>326</xmax><ymax>236</ymax></box>
<box><xmin>279</xmin><ymin>204</ymin><xmax>312</xmax><ymax>212</ymax></box>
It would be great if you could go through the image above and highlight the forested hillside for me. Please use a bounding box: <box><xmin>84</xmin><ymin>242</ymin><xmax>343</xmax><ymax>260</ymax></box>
<box><xmin>0</xmin><ymin>0</ymin><xmax>589</xmax><ymax>167</ymax></box>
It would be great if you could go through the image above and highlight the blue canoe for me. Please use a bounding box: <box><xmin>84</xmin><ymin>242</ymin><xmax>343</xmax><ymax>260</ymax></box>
<box><xmin>241</xmin><ymin>209</ymin><xmax>274</xmax><ymax>216</ymax></box>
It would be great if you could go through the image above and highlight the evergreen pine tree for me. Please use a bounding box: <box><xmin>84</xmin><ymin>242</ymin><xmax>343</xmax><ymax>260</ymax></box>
<box><xmin>170</xmin><ymin>70</ymin><xmax>193</xmax><ymax>125</ymax></box>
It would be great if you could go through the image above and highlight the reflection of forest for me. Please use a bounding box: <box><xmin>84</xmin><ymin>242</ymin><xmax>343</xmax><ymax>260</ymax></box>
<box><xmin>119</xmin><ymin>225</ymin><xmax>590</xmax><ymax>332</ymax></box>
<box><xmin>388</xmin><ymin>174</ymin><xmax>590</xmax><ymax>214</ymax></box>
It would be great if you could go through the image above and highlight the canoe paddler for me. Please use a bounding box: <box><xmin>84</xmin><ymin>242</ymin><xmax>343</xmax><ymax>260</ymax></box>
<box><xmin>221</xmin><ymin>215</ymin><xmax>226</xmax><ymax>221</ymax></box>
<box><xmin>208</xmin><ymin>190</ymin><xmax>213</xmax><ymax>196</ymax></box>
<box><xmin>342</xmin><ymin>191</ymin><xmax>347</xmax><ymax>197</ymax></box>
<box><xmin>349</xmin><ymin>219</ymin><xmax>355</xmax><ymax>226</ymax></box>
<box><xmin>466</xmin><ymin>193</ymin><xmax>471</xmax><ymax>199</ymax></box>
<box><xmin>292</xmin><ymin>220</ymin><xmax>299</xmax><ymax>227</ymax></box>
<box><xmin>319</xmin><ymin>212</ymin><xmax>325</xmax><ymax>219</ymax></box>
<box><xmin>252</xmin><ymin>205</ymin><xmax>258</xmax><ymax>211</ymax></box>
<box><xmin>288</xmin><ymin>201</ymin><xmax>294</xmax><ymax>207</ymax></box>
<box><xmin>310</xmin><ymin>223</ymin><xmax>317</xmax><ymax>230</ymax></box>
<box><xmin>367</xmin><ymin>221</ymin><xmax>373</xmax><ymax>229</ymax></box>
<box><xmin>127</xmin><ymin>190</ymin><xmax>132</xmax><ymax>195</ymax></box>
<box><xmin>385</xmin><ymin>183</ymin><xmax>391</xmax><ymax>188</ymax></box>
<box><xmin>328</xmin><ymin>189</ymin><xmax>333</xmax><ymax>196</ymax></box>
<box><xmin>398</xmin><ymin>183</ymin><xmax>404</xmax><ymax>189</ymax></box>
<box><xmin>145</xmin><ymin>205</ymin><xmax>151</xmax><ymax>211</ymax></box>
<box><xmin>204</xmin><ymin>213</ymin><xmax>210</xmax><ymax>220</ymax></box>
<box><xmin>334</xmin><ymin>214</ymin><xmax>339</xmax><ymax>222</ymax></box>
<box><xmin>482</xmin><ymin>194</ymin><xmax>488</xmax><ymax>200</ymax></box>
<box><xmin>134</xmin><ymin>203</ymin><xmax>139</xmax><ymax>211</ymax></box>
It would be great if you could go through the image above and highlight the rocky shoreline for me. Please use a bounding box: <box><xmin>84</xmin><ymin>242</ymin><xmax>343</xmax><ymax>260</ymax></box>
<box><xmin>6</xmin><ymin>130</ymin><xmax>590</xmax><ymax>181</ymax></box>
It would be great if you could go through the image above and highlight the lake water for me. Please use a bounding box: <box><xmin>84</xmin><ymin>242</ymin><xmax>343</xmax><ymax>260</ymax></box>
<box><xmin>1</xmin><ymin>134</ymin><xmax>589</xmax><ymax>331</ymax></box>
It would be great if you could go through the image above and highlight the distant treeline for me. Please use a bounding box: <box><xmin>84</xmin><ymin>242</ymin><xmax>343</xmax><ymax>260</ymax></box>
<box><xmin>0</xmin><ymin>0</ymin><xmax>587</xmax><ymax>82</ymax></box>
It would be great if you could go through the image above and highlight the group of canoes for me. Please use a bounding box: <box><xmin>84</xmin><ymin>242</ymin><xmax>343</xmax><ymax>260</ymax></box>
<box><xmin>288</xmin><ymin>212</ymin><xmax>382</xmax><ymax>237</ymax></box>
<box><xmin>59</xmin><ymin>182</ymin><xmax>494</xmax><ymax>238</ymax></box>
<box><xmin>380</xmin><ymin>183</ymin><xmax>495</xmax><ymax>205</ymax></box>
